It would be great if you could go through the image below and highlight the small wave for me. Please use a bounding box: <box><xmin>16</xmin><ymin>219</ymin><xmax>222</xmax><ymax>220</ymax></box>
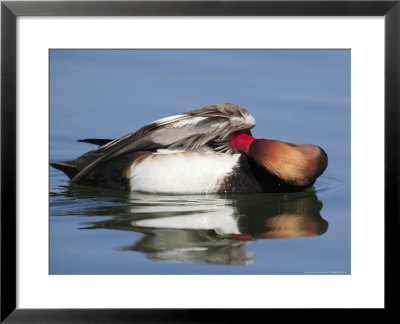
<box><xmin>313</xmin><ymin>175</ymin><xmax>347</xmax><ymax>195</ymax></box>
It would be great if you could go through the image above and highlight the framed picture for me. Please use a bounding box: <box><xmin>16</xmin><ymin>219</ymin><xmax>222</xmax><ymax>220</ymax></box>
<box><xmin>1</xmin><ymin>0</ymin><xmax>398</xmax><ymax>321</ymax></box>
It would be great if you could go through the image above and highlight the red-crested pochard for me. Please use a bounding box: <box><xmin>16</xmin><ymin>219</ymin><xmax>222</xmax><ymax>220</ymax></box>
<box><xmin>50</xmin><ymin>103</ymin><xmax>328</xmax><ymax>193</ymax></box>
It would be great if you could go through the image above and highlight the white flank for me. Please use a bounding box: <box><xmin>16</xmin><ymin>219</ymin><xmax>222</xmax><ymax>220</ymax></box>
<box><xmin>129</xmin><ymin>152</ymin><xmax>240</xmax><ymax>193</ymax></box>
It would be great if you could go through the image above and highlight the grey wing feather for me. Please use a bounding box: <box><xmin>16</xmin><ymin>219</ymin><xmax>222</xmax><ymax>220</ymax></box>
<box><xmin>71</xmin><ymin>103</ymin><xmax>255</xmax><ymax>183</ymax></box>
<box><xmin>71</xmin><ymin>114</ymin><xmax>190</xmax><ymax>183</ymax></box>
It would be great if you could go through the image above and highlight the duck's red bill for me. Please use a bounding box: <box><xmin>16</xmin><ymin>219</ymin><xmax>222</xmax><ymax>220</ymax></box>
<box><xmin>229</xmin><ymin>132</ymin><xmax>257</xmax><ymax>155</ymax></box>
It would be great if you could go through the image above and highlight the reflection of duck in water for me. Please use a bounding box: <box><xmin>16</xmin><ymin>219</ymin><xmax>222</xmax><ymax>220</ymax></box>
<box><xmin>120</xmin><ymin>229</ymin><xmax>255</xmax><ymax>265</ymax></box>
<box><xmin>51</xmin><ymin>103</ymin><xmax>327</xmax><ymax>193</ymax></box>
<box><xmin>84</xmin><ymin>191</ymin><xmax>327</xmax><ymax>265</ymax></box>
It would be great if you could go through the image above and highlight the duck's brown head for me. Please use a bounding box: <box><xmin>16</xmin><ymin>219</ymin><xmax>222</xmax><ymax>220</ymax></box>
<box><xmin>230</xmin><ymin>132</ymin><xmax>328</xmax><ymax>187</ymax></box>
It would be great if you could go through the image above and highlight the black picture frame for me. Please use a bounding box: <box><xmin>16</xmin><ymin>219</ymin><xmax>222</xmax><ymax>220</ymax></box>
<box><xmin>1</xmin><ymin>0</ymin><xmax>399</xmax><ymax>322</ymax></box>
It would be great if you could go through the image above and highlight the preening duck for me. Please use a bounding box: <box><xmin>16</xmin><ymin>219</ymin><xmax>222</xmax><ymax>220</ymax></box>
<box><xmin>50</xmin><ymin>103</ymin><xmax>328</xmax><ymax>193</ymax></box>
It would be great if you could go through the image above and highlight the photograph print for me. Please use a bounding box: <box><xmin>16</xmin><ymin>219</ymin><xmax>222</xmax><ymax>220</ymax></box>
<box><xmin>49</xmin><ymin>49</ymin><xmax>350</xmax><ymax>275</ymax></box>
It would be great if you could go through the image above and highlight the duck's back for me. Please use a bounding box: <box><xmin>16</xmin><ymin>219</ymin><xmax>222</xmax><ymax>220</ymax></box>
<box><xmin>50</xmin><ymin>103</ymin><xmax>323</xmax><ymax>193</ymax></box>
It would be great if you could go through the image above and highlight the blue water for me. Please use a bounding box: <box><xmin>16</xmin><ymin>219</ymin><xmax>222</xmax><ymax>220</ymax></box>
<box><xmin>49</xmin><ymin>49</ymin><xmax>351</xmax><ymax>274</ymax></box>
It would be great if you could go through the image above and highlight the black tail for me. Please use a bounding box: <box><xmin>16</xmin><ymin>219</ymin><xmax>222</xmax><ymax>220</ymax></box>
<box><xmin>50</xmin><ymin>162</ymin><xmax>78</xmax><ymax>179</ymax></box>
<box><xmin>51</xmin><ymin>139</ymin><xmax>114</xmax><ymax>179</ymax></box>
<box><xmin>77</xmin><ymin>138</ymin><xmax>114</xmax><ymax>146</ymax></box>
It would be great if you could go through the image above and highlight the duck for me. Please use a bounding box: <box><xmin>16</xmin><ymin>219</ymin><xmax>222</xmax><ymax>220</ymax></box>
<box><xmin>50</xmin><ymin>103</ymin><xmax>328</xmax><ymax>193</ymax></box>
